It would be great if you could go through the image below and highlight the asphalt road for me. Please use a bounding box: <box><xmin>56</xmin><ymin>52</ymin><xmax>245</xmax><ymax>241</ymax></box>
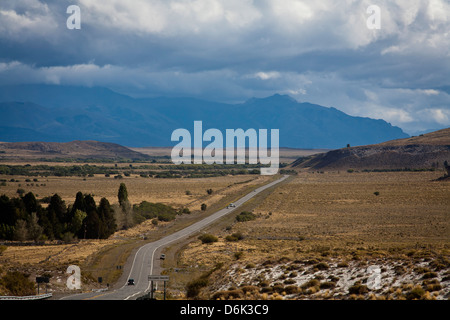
<box><xmin>61</xmin><ymin>175</ymin><xmax>289</xmax><ymax>300</ymax></box>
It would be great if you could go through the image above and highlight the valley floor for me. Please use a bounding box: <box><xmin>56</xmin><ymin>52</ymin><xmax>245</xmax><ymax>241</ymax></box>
<box><xmin>174</xmin><ymin>171</ymin><xmax>449</xmax><ymax>300</ymax></box>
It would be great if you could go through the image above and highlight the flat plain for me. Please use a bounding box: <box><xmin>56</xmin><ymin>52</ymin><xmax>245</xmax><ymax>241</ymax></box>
<box><xmin>0</xmin><ymin>164</ymin><xmax>449</xmax><ymax>299</ymax></box>
<box><xmin>177</xmin><ymin>171</ymin><xmax>450</xmax><ymax>300</ymax></box>
<box><xmin>0</xmin><ymin>172</ymin><xmax>272</xmax><ymax>294</ymax></box>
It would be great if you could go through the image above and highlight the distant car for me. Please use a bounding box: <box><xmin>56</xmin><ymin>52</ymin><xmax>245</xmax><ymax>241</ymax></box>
<box><xmin>160</xmin><ymin>254</ymin><xmax>166</xmax><ymax>260</ymax></box>
<box><xmin>128</xmin><ymin>279</ymin><xmax>135</xmax><ymax>285</ymax></box>
<box><xmin>227</xmin><ymin>203</ymin><xmax>236</xmax><ymax>208</ymax></box>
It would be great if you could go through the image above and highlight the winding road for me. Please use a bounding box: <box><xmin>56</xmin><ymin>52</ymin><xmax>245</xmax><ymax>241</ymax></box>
<box><xmin>61</xmin><ymin>175</ymin><xmax>289</xmax><ymax>300</ymax></box>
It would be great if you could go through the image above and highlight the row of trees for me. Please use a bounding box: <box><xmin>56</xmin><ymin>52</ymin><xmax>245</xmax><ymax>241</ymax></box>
<box><xmin>0</xmin><ymin>163</ymin><xmax>269</xmax><ymax>178</ymax></box>
<box><xmin>0</xmin><ymin>184</ymin><xmax>132</xmax><ymax>241</ymax></box>
<box><xmin>0</xmin><ymin>183</ymin><xmax>189</xmax><ymax>242</ymax></box>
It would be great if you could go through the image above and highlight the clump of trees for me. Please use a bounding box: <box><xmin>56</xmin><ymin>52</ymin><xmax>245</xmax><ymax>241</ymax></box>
<box><xmin>133</xmin><ymin>201</ymin><xmax>180</xmax><ymax>222</ymax></box>
<box><xmin>0</xmin><ymin>191</ymin><xmax>116</xmax><ymax>241</ymax></box>
<box><xmin>0</xmin><ymin>183</ymin><xmax>190</xmax><ymax>242</ymax></box>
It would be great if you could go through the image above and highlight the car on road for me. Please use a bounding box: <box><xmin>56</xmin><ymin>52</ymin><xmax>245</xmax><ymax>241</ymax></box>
<box><xmin>128</xmin><ymin>279</ymin><xmax>135</xmax><ymax>285</ymax></box>
<box><xmin>227</xmin><ymin>203</ymin><xmax>236</xmax><ymax>209</ymax></box>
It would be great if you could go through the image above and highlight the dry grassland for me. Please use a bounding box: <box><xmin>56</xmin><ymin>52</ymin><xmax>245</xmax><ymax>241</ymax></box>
<box><xmin>177</xmin><ymin>171</ymin><xmax>450</xmax><ymax>299</ymax></box>
<box><xmin>132</xmin><ymin>147</ymin><xmax>328</xmax><ymax>164</ymax></box>
<box><xmin>0</xmin><ymin>174</ymin><xmax>271</xmax><ymax>294</ymax></box>
<box><xmin>0</xmin><ymin>174</ymin><xmax>268</xmax><ymax>211</ymax></box>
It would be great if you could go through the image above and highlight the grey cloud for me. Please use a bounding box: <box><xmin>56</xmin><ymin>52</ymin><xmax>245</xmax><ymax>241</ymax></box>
<box><xmin>0</xmin><ymin>0</ymin><xmax>449</xmax><ymax>133</ymax></box>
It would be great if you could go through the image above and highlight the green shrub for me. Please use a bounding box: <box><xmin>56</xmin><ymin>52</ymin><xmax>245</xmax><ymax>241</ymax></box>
<box><xmin>284</xmin><ymin>285</ymin><xmax>299</xmax><ymax>294</ymax></box>
<box><xmin>234</xmin><ymin>251</ymin><xmax>244</xmax><ymax>260</ymax></box>
<box><xmin>225</xmin><ymin>232</ymin><xmax>244</xmax><ymax>242</ymax></box>
<box><xmin>422</xmin><ymin>272</ymin><xmax>438</xmax><ymax>279</ymax></box>
<box><xmin>406</xmin><ymin>286</ymin><xmax>425</xmax><ymax>300</ymax></box>
<box><xmin>348</xmin><ymin>283</ymin><xmax>368</xmax><ymax>295</ymax></box>
<box><xmin>414</xmin><ymin>266</ymin><xmax>431</xmax><ymax>274</ymax></box>
<box><xmin>258</xmin><ymin>280</ymin><xmax>270</xmax><ymax>287</ymax></box>
<box><xmin>182</xmin><ymin>208</ymin><xmax>191</xmax><ymax>214</ymax></box>
<box><xmin>320</xmin><ymin>281</ymin><xmax>336</xmax><ymax>289</ymax></box>
<box><xmin>198</xmin><ymin>234</ymin><xmax>218</xmax><ymax>244</ymax></box>
<box><xmin>283</xmin><ymin>279</ymin><xmax>296</xmax><ymax>285</ymax></box>
<box><xmin>301</xmin><ymin>279</ymin><xmax>320</xmax><ymax>289</ymax></box>
<box><xmin>423</xmin><ymin>279</ymin><xmax>442</xmax><ymax>292</ymax></box>
<box><xmin>133</xmin><ymin>201</ymin><xmax>179</xmax><ymax>222</ymax></box>
<box><xmin>212</xmin><ymin>289</ymin><xmax>243</xmax><ymax>300</ymax></box>
<box><xmin>240</xmin><ymin>285</ymin><xmax>259</xmax><ymax>294</ymax></box>
<box><xmin>186</xmin><ymin>278</ymin><xmax>209</xmax><ymax>298</ymax></box>
<box><xmin>314</xmin><ymin>262</ymin><xmax>329</xmax><ymax>270</ymax></box>
<box><xmin>260</xmin><ymin>286</ymin><xmax>273</xmax><ymax>293</ymax></box>
<box><xmin>0</xmin><ymin>271</ymin><xmax>35</xmax><ymax>296</ymax></box>
<box><xmin>236</xmin><ymin>211</ymin><xmax>256</xmax><ymax>222</ymax></box>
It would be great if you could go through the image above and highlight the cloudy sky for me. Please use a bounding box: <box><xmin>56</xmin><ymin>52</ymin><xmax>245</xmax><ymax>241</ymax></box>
<box><xmin>0</xmin><ymin>0</ymin><xmax>449</xmax><ymax>134</ymax></box>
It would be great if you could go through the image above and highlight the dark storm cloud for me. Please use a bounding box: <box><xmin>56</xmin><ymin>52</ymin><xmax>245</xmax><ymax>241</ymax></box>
<box><xmin>0</xmin><ymin>0</ymin><xmax>449</xmax><ymax>133</ymax></box>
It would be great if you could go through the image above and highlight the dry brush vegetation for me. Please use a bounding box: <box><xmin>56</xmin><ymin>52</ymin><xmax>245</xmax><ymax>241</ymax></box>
<box><xmin>0</xmin><ymin>173</ymin><xmax>270</xmax><ymax>295</ymax></box>
<box><xmin>177</xmin><ymin>171</ymin><xmax>450</xmax><ymax>300</ymax></box>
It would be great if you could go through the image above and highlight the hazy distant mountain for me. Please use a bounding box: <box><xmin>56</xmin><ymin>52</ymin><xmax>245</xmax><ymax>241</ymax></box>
<box><xmin>291</xmin><ymin>127</ymin><xmax>450</xmax><ymax>170</ymax></box>
<box><xmin>0</xmin><ymin>85</ymin><xmax>409</xmax><ymax>148</ymax></box>
<box><xmin>0</xmin><ymin>140</ymin><xmax>150</xmax><ymax>161</ymax></box>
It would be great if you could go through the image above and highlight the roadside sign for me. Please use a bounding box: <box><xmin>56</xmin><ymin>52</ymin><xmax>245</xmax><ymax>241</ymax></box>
<box><xmin>148</xmin><ymin>275</ymin><xmax>169</xmax><ymax>281</ymax></box>
<box><xmin>148</xmin><ymin>275</ymin><xmax>169</xmax><ymax>300</ymax></box>
<box><xmin>36</xmin><ymin>277</ymin><xmax>49</xmax><ymax>283</ymax></box>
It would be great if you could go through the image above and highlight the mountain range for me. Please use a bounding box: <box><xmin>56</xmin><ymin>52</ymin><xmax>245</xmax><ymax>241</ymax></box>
<box><xmin>0</xmin><ymin>84</ymin><xmax>409</xmax><ymax>148</ymax></box>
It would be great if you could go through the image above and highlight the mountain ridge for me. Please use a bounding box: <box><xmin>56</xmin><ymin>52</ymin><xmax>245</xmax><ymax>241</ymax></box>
<box><xmin>0</xmin><ymin>84</ymin><xmax>409</xmax><ymax>148</ymax></box>
<box><xmin>291</xmin><ymin>127</ymin><xmax>450</xmax><ymax>170</ymax></box>
<box><xmin>0</xmin><ymin>140</ymin><xmax>151</xmax><ymax>161</ymax></box>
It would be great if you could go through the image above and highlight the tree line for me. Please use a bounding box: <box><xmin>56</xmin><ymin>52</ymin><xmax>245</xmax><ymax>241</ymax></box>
<box><xmin>0</xmin><ymin>183</ymin><xmax>184</xmax><ymax>242</ymax></box>
<box><xmin>0</xmin><ymin>191</ymin><xmax>116</xmax><ymax>242</ymax></box>
<box><xmin>0</xmin><ymin>163</ymin><xmax>276</xmax><ymax>178</ymax></box>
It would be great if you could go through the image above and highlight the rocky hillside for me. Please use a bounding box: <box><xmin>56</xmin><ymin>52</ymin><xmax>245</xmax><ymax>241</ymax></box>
<box><xmin>292</xmin><ymin>128</ymin><xmax>450</xmax><ymax>170</ymax></box>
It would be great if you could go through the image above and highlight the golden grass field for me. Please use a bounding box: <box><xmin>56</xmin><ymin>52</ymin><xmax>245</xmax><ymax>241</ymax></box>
<box><xmin>175</xmin><ymin>171</ymin><xmax>449</xmax><ymax>299</ymax></box>
<box><xmin>132</xmin><ymin>147</ymin><xmax>328</xmax><ymax>164</ymax></box>
<box><xmin>181</xmin><ymin>171</ymin><xmax>449</xmax><ymax>265</ymax></box>
<box><xmin>0</xmin><ymin>174</ymin><xmax>269</xmax><ymax>211</ymax></box>
<box><xmin>1</xmin><ymin>169</ymin><xmax>449</xmax><ymax>299</ymax></box>
<box><xmin>0</xmin><ymin>173</ymin><xmax>272</xmax><ymax>294</ymax></box>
